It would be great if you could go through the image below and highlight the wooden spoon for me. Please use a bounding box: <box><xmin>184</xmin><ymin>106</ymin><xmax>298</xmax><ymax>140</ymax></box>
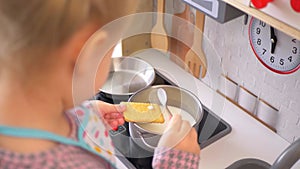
<box><xmin>170</xmin><ymin>3</ymin><xmax>194</xmax><ymax>62</ymax></box>
<box><xmin>151</xmin><ymin>0</ymin><xmax>168</xmax><ymax>51</ymax></box>
<box><xmin>184</xmin><ymin>10</ymin><xmax>207</xmax><ymax>79</ymax></box>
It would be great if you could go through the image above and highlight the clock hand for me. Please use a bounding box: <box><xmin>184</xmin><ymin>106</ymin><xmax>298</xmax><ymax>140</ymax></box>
<box><xmin>270</xmin><ymin>26</ymin><xmax>277</xmax><ymax>54</ymax></box>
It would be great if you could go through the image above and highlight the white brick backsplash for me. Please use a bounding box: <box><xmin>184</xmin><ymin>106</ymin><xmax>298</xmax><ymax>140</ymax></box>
<box><xmin>241</xmin><ymin>74</ymin><xmax>254</xmax><ymax>87</ymax></box>
<box><xmin>281</xmin><ymin>82</ymin><xmax>300</xmax><ymax>112</ymax></box>
<box><xmin>237</xmin><ymin>56</ymin><xmax>249</xmax><ymax>73</ymax></box>
<box><xmin>291</xmin><ymin>101</ymin><xmax>300</xmax><ymax>114</ymax></box>
<box><xmin>276</xmin><ymin>106</ymin><xmax>300</xmax><ymax>142</ymax></box>
<box><xmin>266</xmin><ymin>75</ymin><xmax>283</xmax><ymax>92</ymax></box>
<box><xmin>259</xmin><ymin>86</ymin><xmax>281</xmax><ymax>109</ymax></box>
<box><xmin>283</xmin><ymin>78</ymin><xmax>297</xmax><ymax>93</ymax></box>
<box><xmin>203</xmin><ymin>16</ymin><xmax>300</xmax><ymax>143</ymax></box>
<box><xmin>296</xmin><ymin>80</ymin><xmax>300</xmax><ymax>89</ymax></box>
<box><xmin>252</xmin><ymin>71</ymin><xmax>266</xmax><ymax>95</ymax></box>
<box><xmin>222</xmin><ymin>57</ymin><xmax>239</xmax><ymax>77</ymax></box>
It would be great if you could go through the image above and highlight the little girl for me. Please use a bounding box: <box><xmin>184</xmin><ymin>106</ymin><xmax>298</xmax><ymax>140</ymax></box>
<box><xmin>0</xmin><ymin>1</ymin><xmax>200</xmax><ymax>168</ymax></box>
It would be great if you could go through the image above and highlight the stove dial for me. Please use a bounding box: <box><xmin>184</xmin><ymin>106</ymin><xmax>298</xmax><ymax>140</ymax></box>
<box><xmin>291</xmin><ymin>0</ymin><xmax>300</xmax><ymax>12</ymax></box>
<box><xmin>251</xmin><ymin>0</ymin><xmax>273</xmax><ymax>9</ymax></box>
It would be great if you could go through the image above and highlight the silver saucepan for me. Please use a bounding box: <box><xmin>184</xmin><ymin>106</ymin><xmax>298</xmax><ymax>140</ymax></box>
<box><xmin>100</xmin><ymin>57</ymin><xmax>155</xmax><ymax>101</ymax></box>
<box><xmin>128</xmin><ymin>85</ymin><xmax>203</xmax><ymax>152</ymax></box>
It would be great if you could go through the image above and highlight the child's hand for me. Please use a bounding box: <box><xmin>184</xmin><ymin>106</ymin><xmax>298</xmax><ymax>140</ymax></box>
<box><xmin>157</xmin><ymin>114</ymin><xmax>200</xmax><ymax>155</ymax></box>
<box><xmin>93</xmin><ymin>101</ymin><xmax>126</xmax><ymax>130</ymax></box>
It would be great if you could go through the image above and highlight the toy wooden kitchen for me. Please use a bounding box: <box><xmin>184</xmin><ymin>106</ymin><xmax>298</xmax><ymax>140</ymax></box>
<box><xmin>100</xmin><ymin>0</ymin><xmax>300</xmax><ymax>168</ymax></box>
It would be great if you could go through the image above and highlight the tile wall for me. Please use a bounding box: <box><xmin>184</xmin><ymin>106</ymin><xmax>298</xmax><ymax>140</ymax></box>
<box><xmin>202</xmin><ymin>15</ymin><xmax>300</xmax><ymax>143</ymax></box>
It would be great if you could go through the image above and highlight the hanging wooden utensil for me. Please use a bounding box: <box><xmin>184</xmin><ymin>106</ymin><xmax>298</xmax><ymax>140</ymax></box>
<box><xmin>170</xmin><ymin>3</ymin><xmax>194</xmax><ymax>63</ymax></box>
<box><xmin>151</xmin><ymin>0</ymin><xmax>168</xmax><ymax>51</ymax></box>
<box><xmin>122</xmin><ymin>1</ymin><xmax>154</xmax><ymax>56</ymax></box>
<box><xmin>184</xmin><ymin>10</ymin><xmax>207</xmax><ymax>79</ymax></box>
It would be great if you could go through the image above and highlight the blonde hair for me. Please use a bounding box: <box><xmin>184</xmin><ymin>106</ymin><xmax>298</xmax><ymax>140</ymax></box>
<box><xmin>0</xmin><ymin>0</ymin><xmax>138</xmax><ymax>61</ymax></box>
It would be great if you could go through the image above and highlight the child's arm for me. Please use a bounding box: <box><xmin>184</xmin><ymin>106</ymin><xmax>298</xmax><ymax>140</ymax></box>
<box><xmin>152</xmin><ymin>147</ymin><xmax>200</xmax><ymax>169</ymax></box>
<box><xmin>152</xmin><ymin>114</ymin><xmax>200</xmax><ymax>169</ymax></box>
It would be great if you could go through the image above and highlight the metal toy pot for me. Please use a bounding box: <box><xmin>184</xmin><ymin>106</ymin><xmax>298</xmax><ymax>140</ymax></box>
<box><xmin>128</xmin><ymin>85</ymin><xmax>203</xmax><ymax>152</ymax></box>
<box><xmin>100</xmin><ymin>57</ymin><xmax>155</xmax><ymax>101</ymax></box>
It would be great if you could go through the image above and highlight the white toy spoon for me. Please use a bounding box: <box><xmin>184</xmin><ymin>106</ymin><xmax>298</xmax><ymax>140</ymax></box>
<box><xmin>157</xmin><ymin>88</ymin><xmax>173</xmax><ymax>120</ymax></box>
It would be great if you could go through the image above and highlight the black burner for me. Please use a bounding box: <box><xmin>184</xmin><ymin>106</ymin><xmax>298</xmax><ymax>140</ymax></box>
<box><xmin>94</xmin><ymin>71</ymin><xmax>231</xmax><ymax>169</ymax></box>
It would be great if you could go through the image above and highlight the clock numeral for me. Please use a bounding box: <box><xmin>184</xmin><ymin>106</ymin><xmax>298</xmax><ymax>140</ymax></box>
<box><xmin>259</xmin><ymin>21</ymin><xmax>266</xmax><ymax>27</ymax></box>
<box><xmin>270</xmin><ymin>56</ymin><xmax>275</xmax><ymax>63</ymax></box>
<box><xmin>257</xmin><ymin>38</ymin><xmax>261</xmax><ymax>45</ymax></box>
<box><xmin>262</xmin><ymin>48</ymin><xmax>267</xmax><ymax>55</ymax></box>
<box><xmin>292</xmin><ymin>39</ymin><xmax>296</xmax><ymax>43</ymax></box>
<box><xmin>292</xmin><ymin>47</ymin><xmax>297</xmax><ymax>54</ymax></box>
<box><xmin>279</xmin><ymin>59</ymin><xmax>284</xmax><ymax>65</ymax></box>
<box><xmin>256</xmin><ymin>27</ymin><xmax>261</xmax><ymax>34</ymax></box>
<box><xmin>288</xmin><ymin>56</ymin><xmax>293</xmax><ymax>62</ymax></box>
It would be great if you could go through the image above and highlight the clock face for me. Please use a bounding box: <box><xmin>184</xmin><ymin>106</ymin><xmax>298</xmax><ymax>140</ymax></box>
<box><xmin>249</xmin><ymin>17</ymin><xmax>300</xmax><ymax>74</ymax></box>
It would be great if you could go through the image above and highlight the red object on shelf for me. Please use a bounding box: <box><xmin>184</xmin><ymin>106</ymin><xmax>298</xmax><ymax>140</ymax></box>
<box><xmin>291</xmin><ymin>0</ymin><xmax>300</xmax><ymax>12</ymax></box>
<box><xmin>251</xmin><ymin>0</ymin><xmax>273</xmax><ymax>8</ymax></box>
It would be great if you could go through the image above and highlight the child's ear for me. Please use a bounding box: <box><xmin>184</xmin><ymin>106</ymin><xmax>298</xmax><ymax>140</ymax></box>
<box><xmin>59</xmin><ymin>22</ymin><xmax>100</xmax><ymax>68</ymax></box>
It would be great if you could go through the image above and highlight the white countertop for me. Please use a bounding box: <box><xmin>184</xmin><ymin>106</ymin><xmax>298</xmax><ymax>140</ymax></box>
<box><xmin>132</xmin><ymin>49</ymin><xmax>300</xmax><ymax>169</ymax></box>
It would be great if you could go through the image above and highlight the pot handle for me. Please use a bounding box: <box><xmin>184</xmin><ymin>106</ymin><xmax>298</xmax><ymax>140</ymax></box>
<box><xmin>136</xmin><ymin>130</ymin><xmax>157</xmax><ymax>150</ymax></box>
<box><xmin>270</xmin><ymin>137</ymin><xmax>300</xmax><ymax>169</ymax></box>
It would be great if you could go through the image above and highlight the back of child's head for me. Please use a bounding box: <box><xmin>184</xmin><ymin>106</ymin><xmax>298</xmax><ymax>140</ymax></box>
<box><xmin>0</xmin><ymin>0</ymin><xmax>138</xmax><ymax>61</ymax></box>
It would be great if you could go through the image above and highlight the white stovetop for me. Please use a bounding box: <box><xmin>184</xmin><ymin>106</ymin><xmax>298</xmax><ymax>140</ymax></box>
<box><xmin>131</xmin><ymin>49</ymin><xmax>300</xmax><ymax>169</ymax></box>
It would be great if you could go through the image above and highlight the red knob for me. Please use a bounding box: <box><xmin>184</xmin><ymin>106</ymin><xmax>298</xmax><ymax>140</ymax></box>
<box><xmin>291</xmin><ymin>0</ymin><xmax>300</xmax><ymax>12</ymax></box>
<box><xmin>251</xmin><ymin>0</ymin><xmax>273</xmax><ymax>9</ymax></box>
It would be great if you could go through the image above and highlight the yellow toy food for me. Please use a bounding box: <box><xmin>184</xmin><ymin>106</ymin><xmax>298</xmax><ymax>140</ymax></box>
<box><xmin>120</xmin><ymin>102</ymin><xmax>164</xmax><ymax>123</ymax></box>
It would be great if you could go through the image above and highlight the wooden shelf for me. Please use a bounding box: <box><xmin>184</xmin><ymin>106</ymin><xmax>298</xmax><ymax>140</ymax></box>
<box><xmin>224</xmin><ymin>0</ymin><xmax>300</xmax><ymax>40</ymax></box>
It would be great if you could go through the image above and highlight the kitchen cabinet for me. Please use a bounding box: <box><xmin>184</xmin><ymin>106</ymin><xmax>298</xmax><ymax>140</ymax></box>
<box><xmin>223</xmin><ymin>0</ymin><xmax>300</xmax><ymax>40</ymax></box>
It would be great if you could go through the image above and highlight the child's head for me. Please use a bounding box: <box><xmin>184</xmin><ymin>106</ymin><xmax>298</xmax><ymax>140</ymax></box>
<box><xmin>0</xmin><ymin>0</ymin><xmax>138</xmax><ymax>109</ymax></box>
